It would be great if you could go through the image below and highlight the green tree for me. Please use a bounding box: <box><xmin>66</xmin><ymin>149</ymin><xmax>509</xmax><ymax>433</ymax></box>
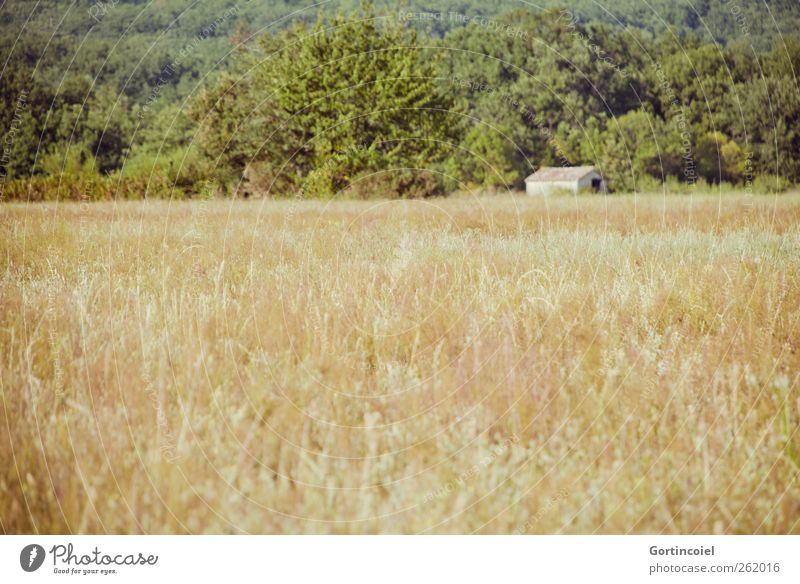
<box><xmin>729</xmin><ymin>76</ymin><xmax>800</xmax><ymax>181</ymax></box>
<box><xmin>598</xmin><ymin>109</ymin><xmax>677</xmax><ymax>191</ymax></box>
<box><xmin>192</xmin><ymin>5</ymin><xmax>459</xmax><ymax>197</ymax></box>
<box><xmin>451</xmin><ymin>125</ymin><xmax>520</xmax><ymax>189</ymax></box>
<box><xmin>695</xmin><ymin>132</ymin><xmax>746</xmax><ymax>184</ymax></box>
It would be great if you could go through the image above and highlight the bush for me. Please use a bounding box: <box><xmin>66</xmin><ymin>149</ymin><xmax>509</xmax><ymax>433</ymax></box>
<box><xmin>0</xmin><ymin>174</ymin><xmax>183</xmax><ymax>202</ymax></box>
<box><xmin>191</xmin><ymin>6</ymin><xmax>459</xmax><ymax>198</ymax></box>
<box><xmin>344</xmin><ymin>169</ymin><xmax>445</xmax><ymax>199</ymax></box>
<box><xmin>751</xmin><ymin>173</ymin><xmax>791</xmax><ymax>193</ymax></box>
<box><xmin>124</xmin><ymin>146</ymin><xmax>213</xmax><ymax>196</ymax></box>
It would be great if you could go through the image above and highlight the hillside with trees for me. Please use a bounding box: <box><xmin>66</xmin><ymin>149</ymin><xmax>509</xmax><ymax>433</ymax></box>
<box><xmin>1</xmin><ymin>1</ymin><xmax>799</xmax><ymax>198</ymax></box>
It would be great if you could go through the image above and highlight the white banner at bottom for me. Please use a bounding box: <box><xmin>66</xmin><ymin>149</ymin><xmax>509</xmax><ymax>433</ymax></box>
<box><xmin>1</xmin><ymin>536</ymin><xmax>797</xmax><ymax>583</ymax></box>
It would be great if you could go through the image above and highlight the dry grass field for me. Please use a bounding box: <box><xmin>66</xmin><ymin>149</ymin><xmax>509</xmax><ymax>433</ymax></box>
<box><xmin>1</xmin><ymin>194</ymin><xmax>799</xmax><ymax>534</ymax></box>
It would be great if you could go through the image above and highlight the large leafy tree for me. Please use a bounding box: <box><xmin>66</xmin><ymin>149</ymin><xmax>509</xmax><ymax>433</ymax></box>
<box><xmin>192</xmin><ymin>6</ymin><xmax>459</xmax><ymax>197</ymax></box>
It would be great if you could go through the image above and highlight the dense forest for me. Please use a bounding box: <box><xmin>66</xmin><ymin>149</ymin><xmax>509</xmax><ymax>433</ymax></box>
<box><xmin>1</xmin><ymin>0</ymin><xmax>799</xmax><ymax>198</ymax></box>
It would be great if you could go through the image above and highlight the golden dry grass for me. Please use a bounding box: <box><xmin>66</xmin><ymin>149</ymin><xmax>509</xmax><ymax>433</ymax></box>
<box><xmin>1</xmin><ymin>194</ymin><xmax>799</xmax><ymax>534</ymax></box>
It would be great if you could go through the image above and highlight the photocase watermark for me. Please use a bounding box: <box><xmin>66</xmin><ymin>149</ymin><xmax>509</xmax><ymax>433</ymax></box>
<box><xmin>143</xmin><ymin>370</ymin><xmax>180</xmax><ymax>463</ymax></box>
<box><xmin>45</xmin><ymin>250</ymin><xmax>66</xmax><ymax>400</ymax></box>
<box><xmin>620</xmin><ymin>381</ymin><xmax>657</xmax><ymax>417</ymax></box>
<box><xmin>559</xmin><ymin>10</ymin><xmax>630</xmax><ymax>79</ymax></box>
<box><xmin>449</xmin><ymin>75</ymin><xmax>572</xmax><ymax>168</ymax></box>
<box><xmin>87</xmin><ymin>0</ymin><xmax>120</xmax><ymax>23</ymax></box>
<box><xmin>0</xmin><ymin>89</ymin><xmax>28</xmax><ymax>200</ymax></box>
<box><xmin>50</xmin><ymin>543</ymin><xmax>157</xmax><ymax>575</ymax></box>
<box><xmin>139</xmin><ymin>4</ymin><xmax>243</xmax><ymax>118</ymax></box>
<box><xmin>512</xmin><ymin>488</ymin><xmax>569</xmax><ymax>534</ymax></box>
<box><xmin>652</xmin><ymin>62</ymin><xmax>697</xmax><ymax>186</ymax></box>
<box><xmin>724</xmin><ymin>0</ymin><xmax>752</xmax><ymax>41</ymax></box>
<box><xmin>20</xmin><ymin>544</ymin><xmax>46</xmax><ymax>572</ymax></box>
<box><xmin>198</xmin><ymin>4</ymin><xmax>244</xmax><ymax>39</ymax></box>
<box><xmin>398</xmin><ymin>10</ymin><xmax>529</xmax><ymax>40</ymax></box>
<box><xmin>21</xmin><ymin>542</ymin><xmax>158</xmax><ymax>575</ymax></box>
<box><xmin>183</xmin><ymin>179</ymin><xmax>213</xmax><ymax>295</ymax></box>
<box><xmin>422</xmin><ymin>434</ymin><xmax>521</xmax><ymax>503</ymax></box>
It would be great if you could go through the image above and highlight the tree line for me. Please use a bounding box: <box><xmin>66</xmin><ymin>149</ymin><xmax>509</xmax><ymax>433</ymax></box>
<box><xmin>1</xmin><ymin>2</ymin><xmax>798</xmax><ymax>199</ymax></box>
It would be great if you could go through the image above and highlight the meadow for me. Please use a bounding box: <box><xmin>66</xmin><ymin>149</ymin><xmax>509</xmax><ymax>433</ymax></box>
<box><xmin>1</xmin><ymin>193</ymin><xmax>798</xmax><ymax>534</ymax></box>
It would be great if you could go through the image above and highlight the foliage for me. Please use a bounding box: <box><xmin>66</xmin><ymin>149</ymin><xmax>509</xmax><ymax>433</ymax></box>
<box><xmin>434</xmin><ymin>8</ymin><xmax>800</xmax><ymax>191</ymax></box>
<box><xmin>2</xmin><ymin>1</ymin><xmax>800</xmax><ymax>196</ymax></box>
<box><xmin>191</xmin><ymin>6</ymin><xmax>459</xmax><ymax>198</ymax></box>
<box><xmin>1</xmin><ymin>174</ymin><xmax>181</xmax><ymax>202</ymax></box>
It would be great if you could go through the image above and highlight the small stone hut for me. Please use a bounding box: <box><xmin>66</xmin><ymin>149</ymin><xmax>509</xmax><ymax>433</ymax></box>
<box><xmin>525</xmin><ymin>166</ymin><xmax>607</xmax><ymax>196</ymax></box>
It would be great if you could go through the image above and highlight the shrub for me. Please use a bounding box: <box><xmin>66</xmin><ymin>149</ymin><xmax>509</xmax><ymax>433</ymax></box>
<box><xmin>751</xmin><ymin>173</ymin><xmax>791</xmax><ymax>193</ymax></box>
<box><xmin>344</xmin><ymin>169</ymin><xmax>445</xmax><ymax>199</ymax></box>
<box><xmin>191</xmin><ymin>6</ymin><xmax>459</xmax><ymax>198</ymax></box>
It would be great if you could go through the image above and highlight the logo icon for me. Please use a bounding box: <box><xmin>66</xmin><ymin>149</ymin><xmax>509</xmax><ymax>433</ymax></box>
<box><xmin>20</xmin><ymin>544</ymin><xmax>46</xmax><ymax>572</ymax></box>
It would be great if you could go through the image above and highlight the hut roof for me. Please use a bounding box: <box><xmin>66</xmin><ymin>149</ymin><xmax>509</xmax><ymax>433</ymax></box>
<box><xmin>525</xmin><ymin>166</ymin><xmax>599</xmax><ymax>182</ymax></box>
